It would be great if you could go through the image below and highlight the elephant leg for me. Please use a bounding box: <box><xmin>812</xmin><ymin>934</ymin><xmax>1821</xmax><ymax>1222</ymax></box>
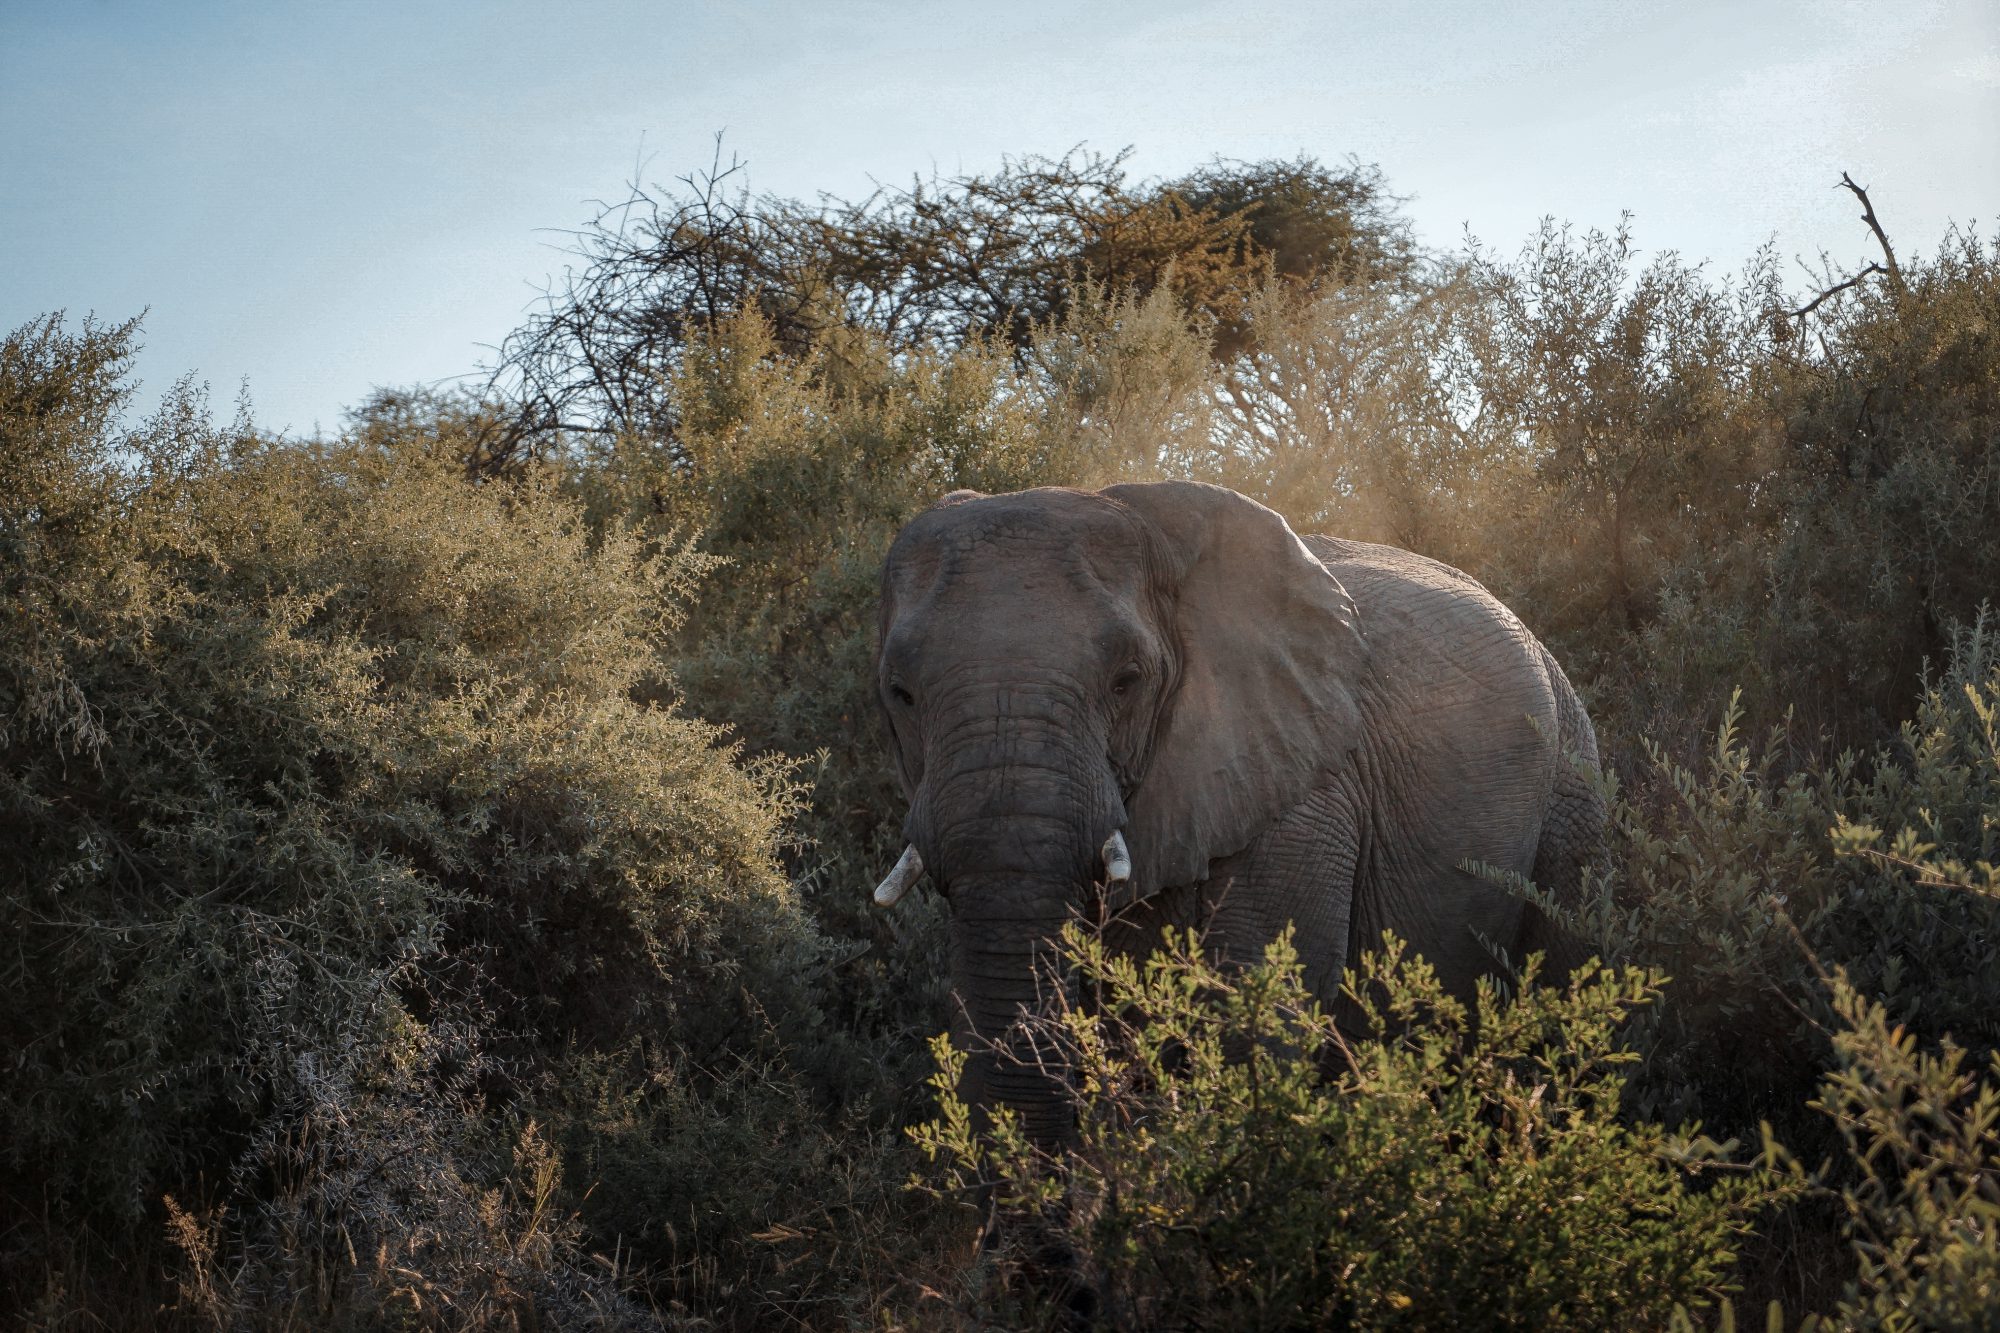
<box><xmin>1517</xmin><ymin>765</ymin><xmax>1605</xmax><ymax>985</ymax></box>
<box><xmin>1531</xmin><ymin>769</ymin><xmax>1603</xmax><ymax>902</ymax></box>
<box><xmin>1183</xmin><ymin>784</ymin><xmax>1362</xmax><ymax>1004</ymax></box>
<box><xmin>1521</xmin><ymin>651</ymin><xmax>1607</xmax><ymax>982</ymax></box>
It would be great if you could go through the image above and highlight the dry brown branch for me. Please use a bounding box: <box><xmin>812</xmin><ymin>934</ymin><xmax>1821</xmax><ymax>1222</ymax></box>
<box><xmin>1779</xmin><ymin>172</ymin><xmax>1907</xmax><ymax>331</ymax></box>
<box><xmin>1840</xmin><ymin>171</ymin><xmax>1902</xmax><ymax>286</ymax></box>
<box><xmin>1784</xmin><ymin>261</ymin><xmax>1891</xmax><ymax>322</ymax></box>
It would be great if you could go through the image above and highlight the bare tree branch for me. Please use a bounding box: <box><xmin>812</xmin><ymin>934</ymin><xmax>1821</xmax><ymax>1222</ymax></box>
<box><xmin>481</xmin><ymin>144</ymin><xmax>1413</xmax><ymax>476</ymax></box>
<box><xmin>1774</xmin><ymin>173</ymin><xmax>1906</xmax><ymax>337</ymax></box>
<box><xmin>1839</xmin><ymin>171</ymin><xmax>1902</xmax><ymax>288</ymax></box>
<box><xmin>1784</xmin><ymin>262</ymin><xmax>1890</xmax><ymax>322</ymax></box>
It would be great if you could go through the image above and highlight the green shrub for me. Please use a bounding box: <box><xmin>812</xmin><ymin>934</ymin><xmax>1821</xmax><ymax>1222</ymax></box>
<box><xmin>1757</xmin><ymin>230</ymin><xmax>2000</xmax><ymax>745</ymax></box>
<box><xmin>1807</xmin><ymin>969</ymin><xmax>2000</xmax><ymax>1329</ymax></box>
<box><xmin>0</xmin><ymin>313</ymin><xmax>825</xmax><ymax>1322</ymax></box>
<box><xmin>913</xmin><ymin>925</ymin><xmax>1792</xmax><ymax>1329</ymax></box>
<box><xmin>1678</xmin><ymin>962</ymin><xmax>2000</xmax><ymax>1333</ymax></box>
<box><xmin>1818</xmin><ymin>612</ymin><xmax>2000</xmax><ymax>1047</ymax></box>
<box><xmin>1487</xmin><ymin>694</ymin><xmax>1840</xmax><ymax>1129</ymax></box>
<box><xmin>1498</xmin><ymin>615</ymin><xmax>2000</xmax><ymax>1124</ymax></box>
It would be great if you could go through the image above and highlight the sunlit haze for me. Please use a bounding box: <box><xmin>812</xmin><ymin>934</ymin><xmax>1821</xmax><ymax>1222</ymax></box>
<box><xmin>4</xmin><ymin>0</ymin><xmax>1995</xmax><ymax>435</ymax></box>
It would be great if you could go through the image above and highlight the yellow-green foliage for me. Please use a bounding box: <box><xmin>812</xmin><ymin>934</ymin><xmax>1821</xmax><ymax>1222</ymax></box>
<box><xmin>1509</xmin><ymin>622</ymin><xmax>2000</xmax><ymax>1132</ymax></box>
<box><xmin>1810</xmin><ymin>970</ymin><xmax>2000</xmax><ymax>1328</ymax></box>
<box><xmin>914</xmin><ymin>926</ymin><xmax>1792</xmax><ymax>1329</ymax></box>
<box><xmin>0</xmin><ymin>314</ymin><xmax>820</xmax><ymax>1316</ymax></box>
<box><xmin>8</xmin><ymin>151</ymin><xmax>2000</xmax><ymax>1327</ymax></box>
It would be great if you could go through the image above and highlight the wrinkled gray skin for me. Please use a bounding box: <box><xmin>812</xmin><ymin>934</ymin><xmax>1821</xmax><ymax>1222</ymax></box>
<box><xmin>876</xmin><ymin>481</ymin><xmax>1603</xmax><ymax>1143</ymax></box>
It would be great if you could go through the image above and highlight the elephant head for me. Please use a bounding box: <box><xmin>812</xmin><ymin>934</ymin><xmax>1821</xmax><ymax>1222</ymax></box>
<box><xmin>873</xmin><ymin>481</ymin><xmax>1366</xmax><ymax>1140</ymax></box>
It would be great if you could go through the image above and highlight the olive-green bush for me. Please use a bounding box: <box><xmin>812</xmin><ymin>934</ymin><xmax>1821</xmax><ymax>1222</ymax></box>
<box><xmin>0</xmin><ymin>313</ymin><xmax>829</xmax><ymax>1322</ymax></box>
<box><xmin>1807</xmin><ymin>969</ymin><xmax>2000</xmax><ymax>1328</ymax></box>
<box><xmin>1498</xmin><ymin>618</ymin><xmax>2000</xmax><ymax>1135</ymax></box>
<box><xmin>915</xmin><ymin>926</ymin><xmax>1794</xmax><ymax>1329</ymax></box>
<box><xmin>8</xmin><ymin>151</ymin><xmax>1999</xmax><ymax>1328</ymax></box>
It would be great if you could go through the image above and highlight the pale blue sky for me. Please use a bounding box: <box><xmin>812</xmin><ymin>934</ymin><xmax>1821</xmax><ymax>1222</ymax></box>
<box><xmin>4</xmin><ymin>0</ymin><xmax>1995</xmax><ymax>436</ymax></box>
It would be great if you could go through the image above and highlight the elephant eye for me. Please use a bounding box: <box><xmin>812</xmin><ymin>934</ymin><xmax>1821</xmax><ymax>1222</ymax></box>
<box><xmin>889</xmin><ymin>681</ymin><xmax>915</xmax><ymax>707</ymax></box>
<box><xmin>1110</xmin><ymin>665</ymin><xmax>1142</xmax><ymax>698</ymax></box>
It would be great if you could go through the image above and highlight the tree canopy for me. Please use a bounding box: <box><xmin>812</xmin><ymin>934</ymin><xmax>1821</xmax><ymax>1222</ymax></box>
<box><xmin>491</xmin><ymin>146</ymin><xmax>1414</xmax><ymax>470</ymax></box>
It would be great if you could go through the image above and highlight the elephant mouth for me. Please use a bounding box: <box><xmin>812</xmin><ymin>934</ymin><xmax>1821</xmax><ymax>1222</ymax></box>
<box><xmin>870</xmin><ymin>827</ymin><xmax>1133</xmax><ymax>909</ymax></box>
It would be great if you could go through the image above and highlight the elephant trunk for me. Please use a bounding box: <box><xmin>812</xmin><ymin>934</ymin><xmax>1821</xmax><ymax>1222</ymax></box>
<box><xmin>948</xmin><ymin>870</ymin><xmax>1081</xmax><ymax>1146</ymax></box>
<box><xmin>916</xmin><ymin>688</ymin><xmax>1120</xmax><ymax>1147</ymax></box>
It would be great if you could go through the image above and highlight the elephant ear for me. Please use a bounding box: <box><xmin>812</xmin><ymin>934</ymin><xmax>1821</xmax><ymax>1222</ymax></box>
<box><xmin>1102</xmin><ymin>481</ymin><xmax>1367</xmax><ymax>899</ymax></box>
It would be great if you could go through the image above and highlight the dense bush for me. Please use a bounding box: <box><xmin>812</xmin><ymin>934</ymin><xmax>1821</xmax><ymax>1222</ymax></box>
<box><xmin>1756</xmin><ymin>230</ymin><xmax>2000</xmax><ymax>743</ymax></box>
<box><xmin>1805</xmin><ymin>969</ymin><xmax>2000</xmax><ymax>1328</ymax></box>
<box><xmin>1496</xmin><ymin>619</ymin><xmax>2000</xmax><ymax>1136</ymax></box>
<box><xmin>915</xmin><ymin>926</ymin><xmax>1791</xmax><ymax>1329</ymax></box>
<box><xmin>910</xmin><ymin>922</ymin><xmax>2000</xmax><ymax>1331</ymax></box>
<box><xmin>7</xmin><ymin>147</ymin><xmax>1999</xmax><ymax>1328</ymax></box>
<box><xmin>0</xmin><ymin>314</ymin><xmax>836</xmax><ymax>1322</ymax></box>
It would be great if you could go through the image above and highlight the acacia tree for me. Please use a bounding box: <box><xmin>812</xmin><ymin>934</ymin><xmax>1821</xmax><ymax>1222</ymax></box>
<box><xmin>488</xmin><ymin>144</ymin><xmax>1413</xmax><ymax>474</ymax></box>
<box><xmin>490</xmin><ymin>148</ymin><xmax>830</xmax><ymax>469</ymax></box>
<box><xmin>1174</xmin><ymin>154</ymin><xmax>1417</xmax><ymax>357</ymax></box>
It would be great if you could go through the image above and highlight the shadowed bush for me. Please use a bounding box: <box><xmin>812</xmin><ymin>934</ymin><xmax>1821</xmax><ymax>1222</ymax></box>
<box><xmin>0</xmin><ymin>313</ymin><xmax>833</xmax><ymax>1324</ymax></box>
<box><xmin>1497</xmin><ymin>618</ymin><xmax>2000</xmax><ymax>1135</ymax></box>
<box><xmin>8</xmin><ymin>149</ymin><xmax>1999</xmax><ymax>1327</ymax></box>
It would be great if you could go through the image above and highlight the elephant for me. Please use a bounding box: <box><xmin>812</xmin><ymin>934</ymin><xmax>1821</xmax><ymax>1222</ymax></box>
<box><xmin>871</xmin><ymin>480</ymin><xmax>1603</xmax><ymax>1143</ymax></box>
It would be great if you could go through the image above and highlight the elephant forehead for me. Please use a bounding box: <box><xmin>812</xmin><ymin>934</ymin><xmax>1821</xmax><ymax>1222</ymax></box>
<box><xmin>888</xmin><ymin>490</ymin><xmax>1150</xmax><ymax>602</ymax></box>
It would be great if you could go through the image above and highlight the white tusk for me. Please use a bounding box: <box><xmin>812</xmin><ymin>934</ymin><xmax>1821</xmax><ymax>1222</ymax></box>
<box><xmin>1101</xmin><ymin>829</ymin><xmax>1132</xmax><ymax>887</ymax></box>
<box><xmin>873</xmin><ymin>844</ymin><xmax>925</xmax><ymax>907</ymax></box>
